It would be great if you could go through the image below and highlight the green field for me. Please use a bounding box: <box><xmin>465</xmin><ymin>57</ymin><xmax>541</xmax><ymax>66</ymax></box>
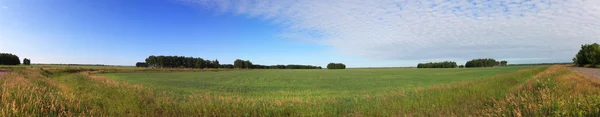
<box><xmin>101</xmin><ymin>66</ymin><xmax>534</xmax><ymax>98</ymax></box>
<box><xmin>4</xmin><ymin>65</ymin><xmax>600</xmax><ymax>116</ymax></box>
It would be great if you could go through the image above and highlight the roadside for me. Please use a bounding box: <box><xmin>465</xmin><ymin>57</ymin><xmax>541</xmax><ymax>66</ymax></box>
<box><xmin>572</xmin><ymin>67</ymin><xmax>600</xmax><ymax>80</ymax></box>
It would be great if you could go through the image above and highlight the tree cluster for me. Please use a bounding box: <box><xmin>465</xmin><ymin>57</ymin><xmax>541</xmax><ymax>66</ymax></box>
<box><xmin>232</xmin><ymin>59</ymin><xmax>321</xmax><ymax>69</ymax></box>
<box><xmin>251</xmin><ymin>64</ymin><xmax>321</xmax><ymax>69</ymax></box>
<box><xmin>327</xmin><ymin>63</ymin><xmax>346</xmax><ymax>69</ymax></box>
<box><xmin>0</xmin><ymin>53</ymin><xmax>20</xmax><ymax>65</ymax></box>
<box><xmin>220</xmin><ymin>64</ymin><xmax>234</xmax><ymax>68</ymax></box>
<box><xmin>465</xmin><ymin>58</ymin><xmax>507</xmax><ymax>68</ymax></box>
<box><xmin>500</xmin><ymin>61</ymin><xmax>508</xmax><ymax>66</ymax></box>
<box><xmin>23</xmin><ymin>58</ymin><xmax>31</xmax><ymax>65</ymax></box>
<box><xmin>144</xmin><ymin>56</ymin><xmax>220</xmax><ymax>68</ymax></box>
<box><xmin>135</xmin><ymin>62</ymin><xmax>148</xmax><ymax>67</ymax></box>
<box><xmin>573</xmin><ymin>43</ymin><xmax>600</xmax><ymax>67</ymax></box>
<box><xmin>233</xmin><ymin>59</ymin><xmax>253</xmax><ymax>69</ymax></box>
<box><xmin>417</xmin><ymin>61</ymin><xmax>457</xmax><ymax>68</ymax></box>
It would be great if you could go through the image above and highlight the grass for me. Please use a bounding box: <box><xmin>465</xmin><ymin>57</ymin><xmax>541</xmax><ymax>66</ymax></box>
<box><xmin>100</xmin><ymin>66</ymin><xmax>534</xmax><ymax>98</ymax></box>
<box><xmin>1</xmin><ymin>65</ymin><xmax>600</xmax><ymax>116</ymax></box>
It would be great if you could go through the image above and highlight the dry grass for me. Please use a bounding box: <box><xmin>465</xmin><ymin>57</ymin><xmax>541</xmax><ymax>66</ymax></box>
<box><xmin>481</xmin><ymin>65</ymin><xmax>600</xmax><ymax>116</ymax></box>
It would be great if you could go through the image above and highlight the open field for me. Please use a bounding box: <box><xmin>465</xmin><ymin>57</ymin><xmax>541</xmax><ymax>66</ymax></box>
<box><xmin>101</xmin><ymin>66</ymin><xmax>535</xmax><ymax>98</ymax></box>
<box><xmin>2</xmin><ymin>65</ymin><xmax>600</xmax><ymax>116</ymax></box>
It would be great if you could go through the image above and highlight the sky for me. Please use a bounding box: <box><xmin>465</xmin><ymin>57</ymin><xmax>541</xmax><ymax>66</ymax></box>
<box><xmin>1</xmin><ymin>0</ymin><xmax>599</xmax><ymax>67</ymax></box>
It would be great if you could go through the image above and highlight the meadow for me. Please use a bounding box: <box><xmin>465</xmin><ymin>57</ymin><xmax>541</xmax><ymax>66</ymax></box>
<box><xmin>1</xmin><ymin>65</ymin><xmax>600</xmax><ymax>116</ymax></box>
<box><xmin>101</xmin><ymin>66</ymin><xmax>533</xmax><ymax>98</ymax></box>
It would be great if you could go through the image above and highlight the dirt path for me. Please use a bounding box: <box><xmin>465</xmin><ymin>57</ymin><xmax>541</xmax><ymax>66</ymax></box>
<box><xmin>572</xmin><ymin>67</ymin><xmax>600</xmax><ymax>80</ymax></box>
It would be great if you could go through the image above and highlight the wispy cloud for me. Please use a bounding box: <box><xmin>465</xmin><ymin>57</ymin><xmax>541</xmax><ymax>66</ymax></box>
<box><xmin>183</xmin><ymin>0</ymin><xmax>600</xmax><ymax>61</ymax></box>
<box><xmin>1</xmin><ymin>6</ymin><xmax>7</xmax><ymax>9</ymax></box>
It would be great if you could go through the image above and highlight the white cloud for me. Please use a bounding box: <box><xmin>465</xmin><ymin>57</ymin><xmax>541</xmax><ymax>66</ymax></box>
<box><xmin>1</xmin><ymin>6</ymin><xmax>7</xmax><ymax>9</ymax></box>
<box><xmin>183</xmin><ymin>0</ymin><xmax>600</xmax><ymax>61</ymax></box>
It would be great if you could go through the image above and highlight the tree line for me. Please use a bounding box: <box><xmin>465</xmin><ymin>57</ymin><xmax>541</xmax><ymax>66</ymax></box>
<box><xmin>327</xmin><ymin>63</ymin><xmax>346</xmax><ymax>69</ymax></box>
<box><xmin>417</xmin><ymin>61</ymin><xmax>457</xmax><ymax>68</ymax></box>
<box><xmin>141</xmin><ymin>56</ymin><xmax>322</xmax><ymax>69</ymax></box>
<box><xmin>465</xmin><ymin>58</ymin><xmax>507</xmax><ymax>68</ymax></box>
<box><xmin>135</xmin><ymin>62</ymin><xmax>148</xmax><ymax>67</ymax></box>
<box><xmin>232</xmin><ymin>59</ymin><xmax>321</xmax><ymax>69</ymax></box>
<box><xmin>144</xmin><ymin>56</ymin><xmax>221</xmax><ymax>68</ymax></box>
<box><xmin>0</xmin><ymin>53</ymin><xmax>21</xmax><ymax>65</ymax></box>
<box><xmin>250</xmin><ymin>64</ymin><xmax>322</xmax><ymax>69</ymax></box>
<box><xmin>417</xmin><ymin>59</ymin><xmax>508</xmax><ymax>68</ymax></box>
<box><xmin>573</xmin><ymin>43</ymin><xmax>600</xmax><ymax>67</ymax></box>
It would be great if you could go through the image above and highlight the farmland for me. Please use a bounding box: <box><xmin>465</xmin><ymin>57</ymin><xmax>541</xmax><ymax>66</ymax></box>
<box><xmin>2</xmin><ymin>65</ymin><xmax>600</xmax><ymax>116</ymax></box>
<box><xmin>100</xmin><ymin>66</ymin><xmax>533</xmax><ymax>98</ymax></box>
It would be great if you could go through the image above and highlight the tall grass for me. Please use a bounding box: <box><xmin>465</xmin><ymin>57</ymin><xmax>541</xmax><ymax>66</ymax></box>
<box><xmin>1</xmin><ymin>65</ymin><xmax>599</xmax><ymax>116</ymax></box>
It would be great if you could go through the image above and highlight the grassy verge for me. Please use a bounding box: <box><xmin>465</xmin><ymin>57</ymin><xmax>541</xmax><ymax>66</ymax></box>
<box><xmin>1</xmin><ymin>65</ymin><xmax>599</xmax><ymax>116</ymax></box>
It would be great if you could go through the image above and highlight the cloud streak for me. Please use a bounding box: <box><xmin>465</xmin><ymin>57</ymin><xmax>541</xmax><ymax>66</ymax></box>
<box><xmin>183</xmin><ymin>0</ymin><xmax>600</xmax><ymax>61</ymax></box>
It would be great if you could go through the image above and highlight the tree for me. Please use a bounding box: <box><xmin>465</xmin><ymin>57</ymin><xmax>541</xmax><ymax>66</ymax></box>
<box><xmin>327</xmin><ymin>63</ymin><xmax>346</xmax><ymax>69</ymax></box>
<box><xmin>465</xmin><ymin>58</ymin><xmax>499</xmax><ymax>68</ymax></box>
<box><xmin>0</xmin><ymin>53</ymin><xmax>20</xmax><ymax>65</ymax></box>
<box><xmin>243</xmin><ymin>60</ymin><xmax>252</xmax><ymax>69</ymax></box>
<box><xmin>574</xmin><ymin>43</ymin><xmax>600</xmax><ymax>67</ymax></box>
<box><xmin>213</xmin><ymin>59</ymin><xmax>220</xmax><ymax>68</ymax></box>
<box><xmin>23</xmin><ymin>58</ymin><xmax>31</xmax><ymax>65</ymax></box>
<box><xmin>234</xmin><ymin>59</ymin><xmax>241</xmax><ymax>68</ymax></box>
<box><xmin>417</xmin><ymin>61</ymin><xmax>457</xmax><ymax>68</ymax></box>
<box><xmin>500</xmin><ymin>61</ymin><xmax>508</xmax><ymax>67</ymax></box>
<box><xmin>136</xmin><ymin>62</ymin><xmax>148</xmax><ymax>67</ymax></box>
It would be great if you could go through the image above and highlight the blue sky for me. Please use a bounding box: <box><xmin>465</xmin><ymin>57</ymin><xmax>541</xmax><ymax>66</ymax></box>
<box><xmin>1</xmin><ymin>0</ymin><xmax>599</xmax><ymax>67</ymax></box>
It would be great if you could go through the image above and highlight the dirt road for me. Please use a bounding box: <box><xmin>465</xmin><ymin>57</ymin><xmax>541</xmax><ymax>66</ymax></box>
<box><xmin>572</xmin><ymin>67</ymin><xmax>600</xmax><ymax>80</ymax></box>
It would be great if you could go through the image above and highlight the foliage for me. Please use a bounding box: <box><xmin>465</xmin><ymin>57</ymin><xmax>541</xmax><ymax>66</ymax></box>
<box><xmin>465</xmin><ymin>58</ymin><xmax>505</xmax><ymax>68</ymax></box>
<box><xmin>326</xmin><ymin>63</ymin><xmax>346</xmax><ymax>69</ymax></box>
<box><xmin>417</xmin><ymin>61</ymin><xmax>457</xmax><ymax>68</ymax></box>
<box><xmin>22</xmin><ymin>58</ymin><xmax>31</xmax><ymax>65</ymax></box>
<box><xmin>0</xmin><ymin>53</ymin><xmax>20</xmax><ymax>65</ymax></box>
<box><xmin>220</xmin><ymin>64</ymin><xmax>234</xmax><ymax>68</ymax></box>
<box><xmin>233</xmin><ymin>59</ymin><xmax>252</xmax><ymax>69</ymax></box>
<box><xmin>499</xmin><ymin>60</ymin><xmax>508</xmax><ymax>66</ymax></box>
<box><xmin>250</xmin><ymin>64</ymin><xmax>321</xmax><ymax>69</ymax></box>
<box><xmin>232</xmin><ymin>59</ymin><xmax>321</xmax><ymax>69</ymax></box>
<box><xmin>573</xmin><ymin>43</ymin><xmax>600</xmax><ymax>67</ymax></box>
<box><xmin>135</xmin><ymin>62</ymin><xmax>147</xmax><ymax>67</ymax></box>
<box><xmin>144</xmin><ymin>55</ymin><xmax>220</xmax><ymax>69</ymax></box>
